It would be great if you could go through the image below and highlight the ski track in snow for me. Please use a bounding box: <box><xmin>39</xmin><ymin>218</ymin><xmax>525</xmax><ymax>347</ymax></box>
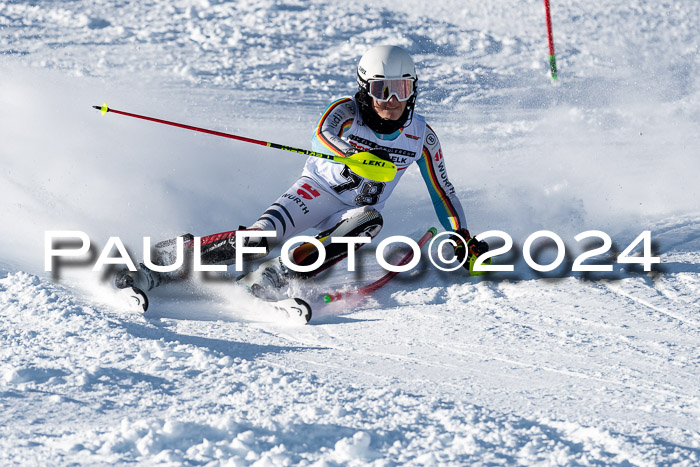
<box><xmin>2</xmin><ymin>0</ymin><xmax>700</xmax><ymax>464</ymax></box>
<box><xmin>2</xmin><ymin>271</ymin><xmax>699</xmax><ymax>465</ymax></box>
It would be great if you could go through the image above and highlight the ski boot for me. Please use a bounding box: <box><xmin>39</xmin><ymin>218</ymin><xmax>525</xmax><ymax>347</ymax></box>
<box><xmin>113</xmin><ymin>263</ymin><xmax>161</xmax><ymax>292</ymax></box>
<box><xmin>237</xmin><ymin>256</ymin><xmax>291</xmax><ymax>300</ymax></box>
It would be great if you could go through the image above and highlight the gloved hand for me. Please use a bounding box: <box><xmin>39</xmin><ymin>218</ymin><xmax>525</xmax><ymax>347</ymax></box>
<box><xmin>452</xmin><ymin>228</ymin><xmax>489</xmax><ymax>270</ymax></box>
<box><xmin>368</xmin><ymin>148</ymin><xmax>392</xmax><ymax>162</ymax></box>
<box><xmin>345</xmin><ymin>147</ymin><xmax>392</xmax><ymax>162</ymax></box>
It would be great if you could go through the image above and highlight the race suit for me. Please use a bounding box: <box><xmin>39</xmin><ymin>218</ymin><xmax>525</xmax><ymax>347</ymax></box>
<box><xmin>249</xmin><ymin>96</ymin><xmax>468</xmax><ymax>241</ymax></box>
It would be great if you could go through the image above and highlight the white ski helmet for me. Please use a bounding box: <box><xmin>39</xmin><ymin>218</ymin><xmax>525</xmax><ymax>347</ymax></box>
<box><xmin>356</xmin><ymin>45</ymin><xmax>418</xmax><ymax>134</ymax></box>
<box><xmin>357</xmin><ymin>45</ymin><xmax>417</xmax><ymax>83</ymax></box>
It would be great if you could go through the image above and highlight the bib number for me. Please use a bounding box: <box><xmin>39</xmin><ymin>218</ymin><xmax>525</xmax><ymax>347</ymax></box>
<box><xmin>332</xmin><ymin>166</ymin><xmax>385</xmax><ymax>206</ymax></box>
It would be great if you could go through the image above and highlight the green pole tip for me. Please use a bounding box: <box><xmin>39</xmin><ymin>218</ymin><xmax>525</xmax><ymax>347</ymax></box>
<box><xmin>549</xmin><ymin>55</ymin><xmax>558</xmax><ymax>81</ymax></box>
<box><xmin>323</xmin><ymin>295</ymin><xmax>331</xmax><ymax>303</ymax></box>
<box><xmin>100</xmin><ymin>103</ymin><xmax>109</xmax><ymax>115</ymax></box>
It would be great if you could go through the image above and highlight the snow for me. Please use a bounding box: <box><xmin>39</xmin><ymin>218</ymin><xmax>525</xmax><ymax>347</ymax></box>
<box><xmin>1</xmin><ymin>0</ymin><xmax>700</xmax><ymax>464</ymax></box>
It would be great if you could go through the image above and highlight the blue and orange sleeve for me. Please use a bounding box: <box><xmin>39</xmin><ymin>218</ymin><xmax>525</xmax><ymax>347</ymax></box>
<box><xmin>417</xmin><ymin>127</ymin><xmax>467</xmax><ymax>231</ymax></box>
<box><xmin>311</xmin><ymin>98</ymin><xmax>356</xmax><ymax>156</ymax></box>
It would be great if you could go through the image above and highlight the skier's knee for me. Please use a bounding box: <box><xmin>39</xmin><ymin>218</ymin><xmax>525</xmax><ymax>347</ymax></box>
<box><xmin>335</xmin><ymin>207</ymin><xmax>383</xmax><ymax>239</ymax></box>
<box><xmin>288</xmin><ymin>208</ymin><xmax>383</xmax><ymax>276</ymax></box>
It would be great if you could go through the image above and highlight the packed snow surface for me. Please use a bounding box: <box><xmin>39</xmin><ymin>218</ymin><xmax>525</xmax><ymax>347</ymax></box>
<box><xmin>1</xmin><ymin>0</ymin><xmax>699</xmax><ymax>464</ymax></box>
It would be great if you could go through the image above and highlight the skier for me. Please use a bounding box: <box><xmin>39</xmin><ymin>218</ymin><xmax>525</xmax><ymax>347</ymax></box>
<box><xmin>118</xmin><ymin>45</ymin><xmax>489</xmax><ymax>299</ymax></box>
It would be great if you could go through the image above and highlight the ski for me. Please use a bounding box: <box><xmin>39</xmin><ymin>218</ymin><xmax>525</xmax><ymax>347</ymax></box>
<box><xmin>109</xmin><ymin>269</ymin><xmax>311</xmax><ymax>324</ymax></box>
<box><xmin>235</xmin><ymin>273</ymin><xmax>313</xmax><ymax>324</ymax></box>
<box><xmin>249</xmin><ymin>296</ymin><xmax>312</xmax><ymax>325</ymax></box>
<box><xmin>113</xmin><ymin>285</ymin><xmax>149</xmax><ymax>313</ymax></box>
<box><xmin>322</xmin><ymin>227</ymin><xmax>437</xmax><ymax>303</ymax></box>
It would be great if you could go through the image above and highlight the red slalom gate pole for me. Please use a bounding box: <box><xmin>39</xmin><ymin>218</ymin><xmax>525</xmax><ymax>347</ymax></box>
<box><xmin>322</xmin><ymin>227</ymin><xmax>437</xmax><ymax>303</ymax></box>
<box><xmin>544</xmin><ymin>0</ymin><xmax>558</xmax><ymax>80</ymax></box>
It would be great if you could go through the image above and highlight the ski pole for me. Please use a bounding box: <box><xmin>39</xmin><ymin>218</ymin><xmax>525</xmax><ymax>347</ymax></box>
<box><xmin>322</xmin><ymin>227</ymin><xmax>437</xmax><ymax>303</ymax></box>
<box><xmin>543</xmin><ymin>0</ymin><xmax>558</xmax><ymax>80</ymax></box>
<box><xmin>92</xmin><ymin>103</ymin><xmax>397</xmax><ymax>182</ymax></box>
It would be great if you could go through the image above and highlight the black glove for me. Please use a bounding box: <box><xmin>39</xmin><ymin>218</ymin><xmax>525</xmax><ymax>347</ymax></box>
<box><xmin>452</xmin><ymin>228</ymin><xmax>489</xmax><ymax>268</ymax></box>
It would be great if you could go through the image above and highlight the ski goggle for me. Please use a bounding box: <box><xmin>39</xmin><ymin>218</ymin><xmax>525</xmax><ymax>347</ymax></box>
<box><xmin>367</xmin><ymin>79</ymin><xmax>415</xmax><ymax>102</ymax></box>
